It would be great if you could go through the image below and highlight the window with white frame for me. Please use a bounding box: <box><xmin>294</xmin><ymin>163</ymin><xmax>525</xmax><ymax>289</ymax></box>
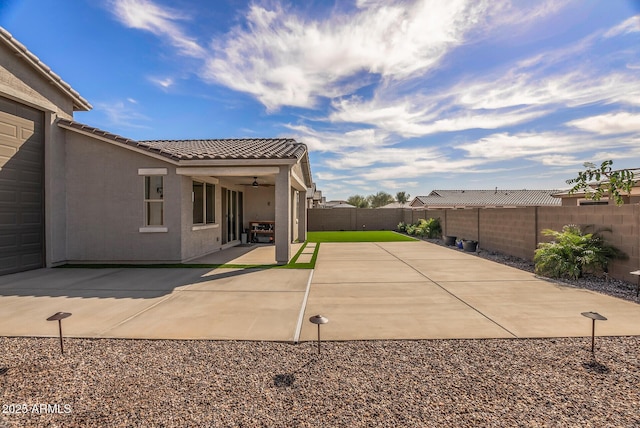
<box><xmin>144</xmin><ymin>175</ymin><xmax>164</xmax><ymax>226</ymax></box>
<box><xmin>193</xmin><ymin>181</ymin><xmax>215</xmax><ymax>224</ymax></box>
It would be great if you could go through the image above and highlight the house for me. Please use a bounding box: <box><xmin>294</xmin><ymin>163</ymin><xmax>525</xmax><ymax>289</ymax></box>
<box><xmin>322</xmin><ymin>200</ymin><xmax>356</xmax><ymax>208</ymax></box>
<box><xmin>379</xmin><ymin>201</ymin><xmax>413</xmax><ymax>209</ymax></box>
<box><xmin>306</xmin><ymin>182</ymin><xmax>325</xmax><ymax>208</ymax></box>
<box><xmin>551</xmin><ymin>171</ymin><xmax>640</xmax><ymax>206</ymax></box>
<box><xmin>0</xmin><ymin>27</ymin><xmax>312</xmax><ymax>275</ymax></box>
<box><xmin>410</xmin><ymin>189</ymin><xmax>561</xmax><ymax>209</ymax></box>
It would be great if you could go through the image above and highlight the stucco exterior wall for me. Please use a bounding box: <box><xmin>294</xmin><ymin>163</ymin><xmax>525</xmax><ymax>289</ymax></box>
<box><xmin>244</xmin><ymin>186</ymin><xmax>275</xmax><ymax>225</ymax></box>
<box><xmin>65</xmin><ymin>132</ymin><xmax>182</xmax><ymax>262</ymax></box>
<box><xmin>0</xmin><ymin>42</ymin><xmax>74</xmax><ymax>118</ymax></box>
<box><xmin>180</xmin><ymin>175</ymin><xmax>221</xmax><ymax>261</ymax></box>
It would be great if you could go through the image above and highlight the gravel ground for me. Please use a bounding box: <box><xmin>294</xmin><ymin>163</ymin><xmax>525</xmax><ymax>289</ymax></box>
<box><xmin>425</xmin><ymin>238</ymin><xmax>640</xmax><ymax>303</ymax></box>
<box><xmin>1</xmin><ymin>336</ymin><xmax>639</xmax><ymax>427</ymax></box>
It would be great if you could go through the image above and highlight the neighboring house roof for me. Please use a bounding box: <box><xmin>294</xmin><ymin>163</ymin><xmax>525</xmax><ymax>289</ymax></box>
<box><xmin>0</xmin><ymin>27</ymin><xmax>92</xmax><ymax>111</ymax></box>
<box><xmin>411</xmin><ymin>189</ymin><xmax>561</xmax><ymax>207</ymax></box>
<box><xmin>57</xmin><ymin>119</ymin><xmax>313</xmax><ymax>185</ymax></box>
<box><xmin>323</xmin><ymin>200</ymin><xmax>355</xmax><ymax>208</ymax></box>
<box><xmin>380</xmin><ymin>202</ymin><xmax>413</xmax><ymax>209</ymax></box>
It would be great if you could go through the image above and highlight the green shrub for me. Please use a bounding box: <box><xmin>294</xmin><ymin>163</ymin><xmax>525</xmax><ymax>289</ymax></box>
<box><xmin>424</xmin><ymin>217</ymin><xmax>442</xmax><ymax>238</ymax></box>
<box><xmin>534</xmin><ymin>224</ymin><xmax>626</xmax><ymax>280</ymax></box>
<box><xmin>401</xmin><ymin>218</ymin><xmax>442</xmax><ymax>238</ymax></box>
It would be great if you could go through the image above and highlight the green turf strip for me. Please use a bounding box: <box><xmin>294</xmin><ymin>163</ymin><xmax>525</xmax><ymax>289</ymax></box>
<box><xmin>306</xmin><ymin>230</ymin><xmax>416</xmax><ymax>243</ymax></box>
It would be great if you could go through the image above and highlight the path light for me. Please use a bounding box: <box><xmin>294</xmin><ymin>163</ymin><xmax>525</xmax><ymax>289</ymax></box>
<box><xmin>309</xmin><ymin>315</ymin><xmax>329</xmax><ymax>355</ymax></box>
<box><xmin>47</xmin><ymin>312</ymin><xmax>72</xmax><ymax>354</ymax></box>
<box><xmin>581</xmin><ymin>311</ymin><xmax>607</xmax><ymax>355</ymax></box>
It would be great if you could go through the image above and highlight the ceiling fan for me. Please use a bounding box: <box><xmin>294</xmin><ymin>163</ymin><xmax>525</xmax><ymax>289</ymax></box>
<box><xmin>236</xmin><ymin>177</ymin><xmax>274</xmax><ymax>187</ymax></box>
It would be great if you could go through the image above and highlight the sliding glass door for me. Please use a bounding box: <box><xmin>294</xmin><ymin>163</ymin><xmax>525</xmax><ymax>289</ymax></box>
<box><xmin>222</xmin><ymin>188</ymin><xmax>243</xmax><ymax>244</ymax></box>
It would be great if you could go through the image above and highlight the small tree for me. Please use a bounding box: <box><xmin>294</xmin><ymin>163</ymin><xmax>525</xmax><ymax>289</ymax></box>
<box><xmin>566</xmin><ymin>160</ymin><xmax>635</xmax><ymax>206</ymax></box>
<box><xmin>368</xmin><ymin>191</ymin><xmax>394</xmax><ymax>208</ymax></box>
<box><xmin>396</xmin><ymin>191</ymin><xmax>410</xmax><ymax>204</ymax></box>
<box><xmin>347</xmin><ymin>194</ymin><xmax>369</xmax><ymax>208</ymax></box>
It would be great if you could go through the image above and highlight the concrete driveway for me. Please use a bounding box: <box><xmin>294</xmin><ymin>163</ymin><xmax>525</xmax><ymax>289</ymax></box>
<box><xmin>1</xmin><ymin>241</ymin><xmax>639</xmax><ymax>341</ymax></box>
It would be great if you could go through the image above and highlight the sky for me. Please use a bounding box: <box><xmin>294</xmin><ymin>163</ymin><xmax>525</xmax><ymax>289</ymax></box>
<box><xmin>1</xmin><ymin>0</ymin><xmax>639</xmax><ymax>201</ymax></box>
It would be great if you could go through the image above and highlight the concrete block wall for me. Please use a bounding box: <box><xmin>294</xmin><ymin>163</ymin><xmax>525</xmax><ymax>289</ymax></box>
<box><xmin>445</xmin><ymin>209</ymin><xmax>478</xmax><ymax>242</ymax></box>
<box><xmin>308</xmin><ymin>208</ymin><xmax>354</xmax><ymax>231</ymax></box>
<box><xmin>309</xmin><ymin>205</ymin><xmax>640</xmax><ymax>283</ymax></box>
<box><xmin>478</xmin><ymin>208</ymin><xmax>537</xmax><ymax>261</ymax></box>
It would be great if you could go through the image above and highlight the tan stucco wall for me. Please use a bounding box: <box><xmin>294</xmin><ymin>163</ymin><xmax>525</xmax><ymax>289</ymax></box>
<box><xmin>0</xmin><ymin>42</ymin><xmax>74</xmax><ymax>118</ymax></box>
<box><xmin>180</xmin><ymin>175</ymin><xmax>222</xmax><ymax>261</ymax></box>
<box><xmin>65</xmin><ymin>132</ymin><xmax>183</xmax><ymax>262</ymax></box>
<box><xmin>244</xmin><ymin>186</ymin><xmax>275</xmax><ymax>224</ymax></box>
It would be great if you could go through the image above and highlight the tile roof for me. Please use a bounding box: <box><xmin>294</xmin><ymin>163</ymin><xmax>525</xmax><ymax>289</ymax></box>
<box><xmin>0</xmin><ymin>27</ymin><xmax>92</xmax><ymax>111</ymax></box>
<box><xmin>139</xmin><ymin>138</ymin><xmax>307</xmax><ymax>161</ymax></box>
<box><xmin>412</xmin><ymin>189</ymin><xmax>561</xmax><ymax>207</ymax></box>
<box><xmin>57</xmin><ymin>118</ymin><xmax>307</xmax><ymax>161</ymax></box>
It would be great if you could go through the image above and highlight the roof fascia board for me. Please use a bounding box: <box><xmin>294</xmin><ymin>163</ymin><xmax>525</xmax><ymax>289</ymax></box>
<box><xmin>0</xmin><ymin>82</ymin><xmax>58</xmax><ymax>113</ymax></box>
<box><xmin>176</xmin><ymin>166</ymin><xmax>280</xmax><ymax>176</ymax></box>
<box><xmin>291</xmin><ymin>170</ymin><xmax>307</xmax><ymax>191</ymax></box>
<box><xmin>176</xmin><ymin>158</ymin><xmax>297</xmax><ymax>166</ymax></box>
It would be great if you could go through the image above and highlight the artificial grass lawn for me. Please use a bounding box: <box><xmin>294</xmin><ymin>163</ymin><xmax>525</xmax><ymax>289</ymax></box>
<box><xmin>307</xmin><ymin>230</ymin><xmax>416</xmax><ymax>243</ymax></box>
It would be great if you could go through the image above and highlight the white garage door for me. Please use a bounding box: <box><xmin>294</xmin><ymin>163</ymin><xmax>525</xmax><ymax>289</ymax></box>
<box><xmin>0</xmin><ymin>96</ymin><xmax>44</xmax><ymax>275</ymax></box>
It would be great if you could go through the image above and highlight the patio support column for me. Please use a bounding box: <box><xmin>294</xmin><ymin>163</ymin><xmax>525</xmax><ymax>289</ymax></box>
<box><xmin>275</xmin><ymin>166</ymin><xmax>291</xmax><ymax>264</ymax></box>
<box><xmin>298</xmin><ymin>190</ymin><xmax>307</xmax><ymax>242</ymax></box>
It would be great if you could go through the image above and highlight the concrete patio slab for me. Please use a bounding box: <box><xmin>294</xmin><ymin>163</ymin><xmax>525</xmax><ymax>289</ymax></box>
<box><xmin>0</xmin><ymin>267</ymin><xmax>311</xmax><ymax>340</ymax></box>
<box><xmin>0</xmin><ymin>240</ymin><xmax>638</xmax><ymax>342</ymax></box>
<box><xmin>312</xmin><ymin>259</ymin><xmax>426</xmax><ymax>284</ymax></box>
<box><xmin>103</xmin><ymin>288</ymin><xmax>304</xmax><ymax>340</ymax></box>
<box><xmin>406</xmin><ymin>258</ymin><xmax>538</xmax><ymax>282</ymax></box>
<box><xmin>315</xmin><ymin>242</ymin><xmax>397</xmax><ymax>261</ymax></box>
<box><xmin>440</xmin><ymin>280</ymin><xmax>640</xmax><ymax>337</ymax></box>
<box><xmin>299</xmin><ymin>282</ymin><xmax>513</xmax><ymax>341</ymax></box>
<box><xmin>302</xmin><ymin>241</ymin><xmax>640</xmax><ymax>340</ymax></box>
<box><xmin>189</xmin><ymin>243</ymin><xmax>303</xmax><ymax>265</ymax></box>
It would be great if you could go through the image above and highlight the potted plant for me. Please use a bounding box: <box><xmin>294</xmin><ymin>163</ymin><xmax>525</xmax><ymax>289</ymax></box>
<box><xmin>462</xmin><ymin>240</ymin><xmax>478</xmax><ymax>252</ymax></box>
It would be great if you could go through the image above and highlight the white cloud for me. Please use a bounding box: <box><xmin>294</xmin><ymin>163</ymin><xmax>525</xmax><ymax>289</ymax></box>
<box><xmin>566</xmin><ymin>112</ymin><xmax>640</xmax><ymax>135</ymax></box>
<box><xmin>148</xmin><ymin>76</ymin><xmax>174</xmax><ymax>89</ymax></box>
<box><xmin>202</xmin><ymin>0</ymin><xmax>510</xmax><ymax>110</ymax></box>
<box><xmin>536</xmin><ymin>155</ymin><xmax>580</xmax><ymax>166</ymax></box>
<box><xmin>96</xmin><ymin>100</ymin><xmax>150</xmax><ymax>128</ymax></box>
<box><xmin>110</xmin><ymin>0</ymin><xmax>205</xmax><ymax>58</ymax></box>
<box><xmin>315</xmin><ymin>171</ymin><xmax>350</xmax><ymax>181</ymax></box>
<box><xmin>284</xmin><ymin>124</ymin><xmax>389</xmax><ymax>152</ymax></box>
<box><xmin>604</xmin><ymin>15</ymin><xmax>640</xmax><ymax>38</ymax></box>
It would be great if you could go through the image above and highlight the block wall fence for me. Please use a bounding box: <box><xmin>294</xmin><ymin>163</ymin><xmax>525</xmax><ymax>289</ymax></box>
<box><xmin>308</xmin><ymin>205</ymin><xmax>640</xmax><ymax>283</ymax></box>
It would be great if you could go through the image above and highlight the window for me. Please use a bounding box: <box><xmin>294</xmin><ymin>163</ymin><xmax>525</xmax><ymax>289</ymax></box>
<box><xmin>193</xmin><ymin>181</ymin><xmax>215</xmax><ymax>224</ymax></box>
<box><xmin>144</xmin><ymin>176</ymin><xmax>164</xmax><ymax>226</ymax></box>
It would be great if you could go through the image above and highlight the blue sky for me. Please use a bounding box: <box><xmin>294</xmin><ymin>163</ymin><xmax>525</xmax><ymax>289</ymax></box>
<box><xmin>1</xmin><ymin>0</ymin><xmax>639</xmax><ymax>200</ymax></box>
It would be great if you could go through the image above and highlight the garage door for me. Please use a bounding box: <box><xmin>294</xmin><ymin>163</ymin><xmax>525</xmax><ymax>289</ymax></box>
<box><xmin>0</xmin><ymin>96</ymin><xmax>44</xmax><ymax>275</ymax></box>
